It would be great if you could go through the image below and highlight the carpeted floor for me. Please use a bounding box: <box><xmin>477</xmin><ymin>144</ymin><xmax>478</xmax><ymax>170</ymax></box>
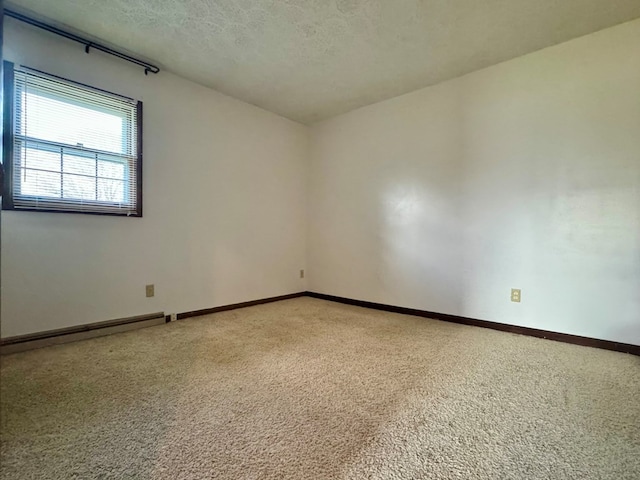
<box><xmin>1</xmin><ymin>297</ymin><xmax>639</xmax><ymax>479</ymax></box>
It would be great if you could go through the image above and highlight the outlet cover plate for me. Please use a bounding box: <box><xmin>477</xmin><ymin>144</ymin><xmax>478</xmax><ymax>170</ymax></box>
<box><xmin>511</xmin><ymin>288</ymin><xmax>521</xmax><ymax>303</ymax></box>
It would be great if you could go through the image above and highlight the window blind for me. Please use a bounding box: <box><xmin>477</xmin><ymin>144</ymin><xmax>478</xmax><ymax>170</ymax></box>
<box><xmin>8</xmin><ymin>65</ymin><xmax>142</xmax><ymax>216</ymax></box>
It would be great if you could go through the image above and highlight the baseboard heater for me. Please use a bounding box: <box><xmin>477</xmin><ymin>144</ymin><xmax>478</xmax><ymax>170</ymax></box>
<box><xmin>0</xmin><ymin>312</ymin><xmax>166</xmax><ymax>355</ymax></box>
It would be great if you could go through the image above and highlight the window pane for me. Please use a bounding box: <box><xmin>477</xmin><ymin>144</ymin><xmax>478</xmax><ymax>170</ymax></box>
<box><xmin>20</xmin><ymin>169</ymin><xmax>61</xmax><ymax>198</ymax></box>
<box><xmin>97</xmin><ymin>159</ymin><xmax>125</xmax><ymax>180</ymax></box>
<box><xmin>63</xmin><ymin>174</ymin><xmax>96</xmax><ymax>201</ymax></box>
<box><xmin>97</xmin><ymin>178</ymin><xmax>125</xmax><ymax>203</ymax></box>
<box><xmin>10</xmin><ymin>67</ymin><xmax>141</xmax><ymax>216</ymax></box>
<box><xmin>21</xmin><ymin>146</ymin><xmax>60</xmax><ymax>172</ymax></box>
<box><xmin>20</xmin><ymin>90</ymin><xmax>127</xmax><ymax>154</ymax></box>
<box><xmin>64</xmin><ymin>153</ymin><xmax>95</xmax><ymax>176</ymax></box>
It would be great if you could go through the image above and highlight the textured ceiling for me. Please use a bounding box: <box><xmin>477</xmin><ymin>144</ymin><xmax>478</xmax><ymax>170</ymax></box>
<box><xmin>7</xmin><ymin>1</ymin><xmax>640</xmax><ymax>124</ymax></box>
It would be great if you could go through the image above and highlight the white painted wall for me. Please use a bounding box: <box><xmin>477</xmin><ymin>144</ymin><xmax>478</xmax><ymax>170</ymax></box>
<box><xmin>3</xmin><ymin>17</ymin><xmax>639</xmax><ymax>345</ymax></box>
<box><xmin>308</xmin><ymin>20</ymin><xmax>640</xmax><ymax>345</ymax></box>
<box><xmin>1</xmin><ymin>18</ymin><xmax>308</xmax><ymax>337</ymax></box>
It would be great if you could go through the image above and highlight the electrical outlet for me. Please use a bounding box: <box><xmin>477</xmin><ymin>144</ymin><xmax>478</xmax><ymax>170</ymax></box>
<box><xmin>511</xmin><ymin>288</ymin><xmax>521</xmax><ymax>303</ymax></box>
<box><xmin>300</xmin><ymin>269</ymin><xmax>305</xmax><ymax>279</ymax></box>
<box><xmin>146</xmin><ymin>284</ymin><xmax>155</xmax><ymax>298</ymax></box>
<box><xmin>170</xmin><ymin>313</ymin><xmax>177</xmax><ymax>322</ymax></box>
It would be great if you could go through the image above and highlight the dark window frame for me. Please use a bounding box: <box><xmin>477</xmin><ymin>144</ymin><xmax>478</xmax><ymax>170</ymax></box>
<box><xmin>2</xmin><ymin>61</ymin><xmax>143</xmax><ymax>217</ymax></box>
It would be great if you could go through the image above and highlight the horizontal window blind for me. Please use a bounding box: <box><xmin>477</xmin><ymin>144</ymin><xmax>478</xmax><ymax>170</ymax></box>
<box><xmin>9</xmin><ymin>66</ymin><xmax>141</xmax><ymax>215</ymax></box>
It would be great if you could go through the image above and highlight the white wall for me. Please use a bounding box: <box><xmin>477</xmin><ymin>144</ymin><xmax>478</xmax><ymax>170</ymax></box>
<box><xmin>1</xmin><ymin>19</ymin><xmax>308</xmax><ymax>337</ymax></box>
<box><xmin>3</xmin><ymin>17</ymin><xmax>639</xmax><ymax>345</ymax></box>
<box><xmin>308</xmin><ymin>20</ymin><xmax>640</xmax><ymax>345</ymax></box>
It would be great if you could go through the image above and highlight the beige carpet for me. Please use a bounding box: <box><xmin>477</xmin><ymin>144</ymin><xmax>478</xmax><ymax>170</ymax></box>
<box><xmin>1</xmin><ymin>297</ymin><xmax>639</xmax><ymax>479</ymax></box>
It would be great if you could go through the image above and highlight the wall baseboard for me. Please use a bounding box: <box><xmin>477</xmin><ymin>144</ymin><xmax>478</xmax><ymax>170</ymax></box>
<box><xmin>0</xmin><ymin>312</ymin><xmax>166</xmax><ymax>355</ymax></box>
<box><xmin>306</xmin><ymin>292</ymin><xmax>640</xmax><ymax>356</ymax></box>
<box><xmin>175</xmin><ymin>292</ymin><xmax>307</xmax><ymax>320</ymax></box>
<box><xmin>0</xmin><ymin>293</ymin><xmax>306</xmax><ymax>354</ymax></box>
<box><xmin>3</xmin><ymin>291</ymin><xmax>636</xmax><ymax>356</ymax></box>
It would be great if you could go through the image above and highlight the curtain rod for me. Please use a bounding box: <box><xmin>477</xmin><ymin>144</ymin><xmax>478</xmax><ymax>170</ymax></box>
<box><xmin>4</xmin><ymin>8</ymin><xmax>160</xmax><ymax>75</ymax></box>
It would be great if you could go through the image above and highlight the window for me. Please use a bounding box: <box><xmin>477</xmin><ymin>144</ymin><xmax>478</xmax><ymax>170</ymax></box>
<box><xmin>2</xmin><ymin>62</ymin><xmax>142</xmax><ymax>216</ymax></box>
